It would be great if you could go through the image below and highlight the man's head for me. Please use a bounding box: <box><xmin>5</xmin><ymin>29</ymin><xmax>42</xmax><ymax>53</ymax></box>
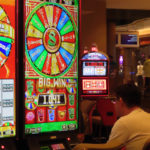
<box><xmin>114</xmin><ymin>83</ymin><xmax>141</xmax><ymax>116</ymax></box>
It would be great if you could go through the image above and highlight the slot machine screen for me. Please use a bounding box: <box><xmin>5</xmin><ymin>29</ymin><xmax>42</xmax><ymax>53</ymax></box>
<box><xmin>81</xmin><ymin>78</ymin><xmax>108</xmax><ymax>95</ymax></box>
<box><xmin>40</xmin><ymin>144</ymin><xmax>65</xmax><ymax>150</ymax></box>
<box><xmin>0</xmin><ymin>0</ymin><xmax>16</xmax><ymax>138</ymax></box>
<box><xmin>82</xmin><ymin>61</ymin><xmax>108</xmax><ymax>76</ymax></box>
<box><xmin>24</xmin><ymin>0</ymin><xmax>79</xmax><ymax>135</ymax></box>
<box><xmin>40</xmin><ymin>138</ymin><xmax>71</xmax><ymax>150</ymax></box>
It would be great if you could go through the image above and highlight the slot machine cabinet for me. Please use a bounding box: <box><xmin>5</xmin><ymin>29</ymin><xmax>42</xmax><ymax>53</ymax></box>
<box><xmin>79</xmin><ymin>47</ymin><xmax>118</xmax><ymax>141</ymax></box>
<box><xmin>0</xmin><ymin>0</ymin><xmax>18</xmax><ymax>149</ymax></box>
<box><xmin>23</xmin><ymin>0</ymin><xmax>80</xmax><ymax>149</ymax></box>
<box><xmin>80</xmin><ymin>49</ymin><xmax>109</xmax><ymax>98</ymax></box>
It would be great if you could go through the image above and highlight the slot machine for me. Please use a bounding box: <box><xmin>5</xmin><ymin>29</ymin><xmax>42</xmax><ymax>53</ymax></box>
<box><xmin>0</xmin><ymin>0</ymin><xmax>18</xmax><ymax>149</ymax></box>
<box><xmin>79</xmin><ymin>46</ymin><xmax>118</xmax><ymax>141</ymax></box>
<box><xmin>80</xmin><ymin>46</ymin><xmax>109</xmax><ymax>97</ymax></box>
<box><xmin>23</xmin><ymin>0</ymin><xmax>80</xmax><ymax>150</ymax></box>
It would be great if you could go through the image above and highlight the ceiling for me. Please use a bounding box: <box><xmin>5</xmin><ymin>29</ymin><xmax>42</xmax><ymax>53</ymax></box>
<box><xmin>82</xmin><ymin>0</ymin><xmax>150</xmax><ymax>35</ymax></box>
<box><xmin>107</xmin><ymin>9</ymin><xmax>150</xmax><ymax>26</ymax></box>
<box><xmin>106</xmin><ymin>0</ymin><xmax>150</xmax><ymax>10</ymax></box>
<box><xmin>106</xmin><ymin>0</ymin><xmax>150</xmax><ymax>35</ymax></box>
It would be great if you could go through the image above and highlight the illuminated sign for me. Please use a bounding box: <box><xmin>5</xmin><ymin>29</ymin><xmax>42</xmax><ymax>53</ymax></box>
<box><xmin>82</xmin><ymin>79</ymin><xmax>107</xmax><ymax>91</ymax></box>
<box><xmin>38</xmin><ymin>78</ymin><xmax>73</xmax><ymax>88</ymax></box>
<box><xmin>24</xmin><ymin>0</ymin><xmax>79</xmax><ymax>135</ymax></box>
<box><xmin>38</xmin><ymin>93</ymin><xmax>66</xmax><ymax>106</ymax></box>
<box><xmin>81</xmin><ymin>78</ymin><xmax>108</xmax><ymax>95</ymax></box>
<box><xmin>82</xmin><ymin>52</ymin><xmax>108</xmax><ymax>60</ymax></box>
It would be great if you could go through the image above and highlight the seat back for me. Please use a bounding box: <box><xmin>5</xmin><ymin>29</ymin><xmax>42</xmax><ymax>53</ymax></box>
<box><xmin>96</xmin><ymin>99</ymin><xmax>117</xmax><ymax>126</ymax></box>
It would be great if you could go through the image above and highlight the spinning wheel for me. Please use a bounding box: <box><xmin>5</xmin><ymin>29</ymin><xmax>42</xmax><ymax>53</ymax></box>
<box><xmin>25</xmin><ymin>3</ymin><xmax>77</xmax><ymax>77</ymax></box>
<box><xmin>0</xmin><ymin>6</ymin><xmax>14</xmax><ymax>68</ymax></box>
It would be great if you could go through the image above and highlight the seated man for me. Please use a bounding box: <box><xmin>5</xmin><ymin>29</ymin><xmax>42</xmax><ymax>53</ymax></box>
<box><xmin>74</xmin><ymin>84</ymin><xmax>150</xmax><ymax>150</ymax></box>
<box><xmin>107</xmin><ymin>83</ymin><xmax>150</xmax><ymax>150</ymax></box>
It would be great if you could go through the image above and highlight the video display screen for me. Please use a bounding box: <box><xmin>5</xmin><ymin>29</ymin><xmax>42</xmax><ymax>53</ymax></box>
<box><xmin>121</xmin><ymin>34</ymin><xmax>138</xmax><ymax>45</ymax></box>
<box><xmin>24</xmin><ymin>0</ymin><xmax>79</xmax><ymax>134</ymax></box>
<box><xmin>82</xmin><ymin>78</ymin><xmax>108</xmax><ymax>95</ymax></box>
<box><xmin>40</xmin><ymin>138</ymin><xmax>70</xmax><ymax>150</ymax></box>
<box><xmin>51</xmin><ymin>143</ymin><xmax>65</xmax><ymax>150</ymax></box>
<box><xmin>0</xmin><ymin>0</ymin><xmax>16</xmax><ymax>138</ymax></box>
<box><xmin>82</xmin><ymin>61</ymin><xmax>107</xmax><ymax>76</ymax></box>
<box><xmin>41</xmin><ymin>143</ymin><xmax>65</xmax><ymax>150</ymax></box>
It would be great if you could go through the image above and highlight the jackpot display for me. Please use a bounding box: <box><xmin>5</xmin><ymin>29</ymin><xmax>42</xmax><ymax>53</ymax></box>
<box><xmin>82</xmin><ymin>61</ymin><xmax>108</xmax><ymax>76</ymax></box>
<box><xmin>81</xmin><ymin>52</ymin><xmax>109</xmax><ymax>96</ymax></box>
<box><xmin>24</xmin><ymin>0</ymin><xmax>79</xmax><ymax>134</ymax></box>
<box><xmin>0</xmin><ymin>0</ymin><xmax>16</xmax><ymax>138</ymax></box>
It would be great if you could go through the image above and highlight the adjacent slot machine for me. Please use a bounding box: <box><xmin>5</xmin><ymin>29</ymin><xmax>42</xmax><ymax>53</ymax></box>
<box><xmin>81</xmin><ymin>46</ymin><xmax>109</xmax><ymax>97</ymax></box>
<box><xmin>23</xmin><ymin>0</ymin><xmax>80</xmax><ymax>149</ymax></box>
<box><xmin>79</xmin><ymin>47</ymin><xmax>118</xmax><ymax>141</ymax></box>
<box><xmin>0</xmin><ymin>0</ymin><xmax>18</xmax><ymax>149</ymax></box>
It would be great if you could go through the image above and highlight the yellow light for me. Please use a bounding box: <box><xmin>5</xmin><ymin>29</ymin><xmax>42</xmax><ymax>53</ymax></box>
<box><xmin>138</xmin><ymin>28</ymin><xmax>150</xmax><ymax>36</ymax></box>
<box><xmin>0</xmin><ymin>0</ymin><xmax>15</xmax><ymax>6</ymax></box>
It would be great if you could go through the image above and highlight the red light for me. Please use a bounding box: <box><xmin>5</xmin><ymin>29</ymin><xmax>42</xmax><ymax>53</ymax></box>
<box><xmin>83</xmin><ymin>46</ymin><xmax>89</xmax><ymax>54</ymax></box>
<box><xmin>91</xmin><ymin>46</ymin><xmax>98</xmax><ymax>52</ymax></box>
<box><xmin>83</xmin><ymin>50</ymin><xmax>88</xmax><ymax>54</ymax></box>
<box><xmin>67</xmin><ymin>137</ymin><xmax>71</xmax><ymax>141</ymax></box>
<box><xmin>1</xmin><ymin>145</ymin><xmax>5</xmax><ymax>150</ymax></box>
<box><xmin>91</xmin><ymin>43</ymin><xmax>98</xmax><ymax>52</ymax></box>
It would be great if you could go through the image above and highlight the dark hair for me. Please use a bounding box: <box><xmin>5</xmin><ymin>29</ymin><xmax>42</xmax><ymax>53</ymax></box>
<box><xmin>115</xmin><ymin>83</ymin><xmax>141</xmax><ymax>107</ymax></box>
